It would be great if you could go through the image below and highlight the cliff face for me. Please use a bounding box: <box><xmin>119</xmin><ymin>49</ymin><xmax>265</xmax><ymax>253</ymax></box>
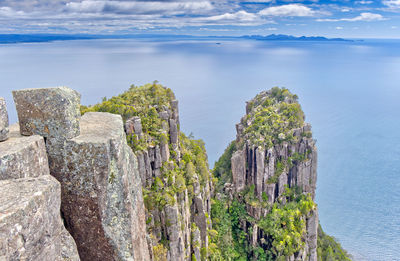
<box><xmin>0</xmin><ymin>84</ymin><xmax>349</xmax><ymax>261</ymax></box>
<box><xmin>212</xmin><ymin>88</ymin><xmax>318</xmax><ymax>260</ymax></box>
<box><xmin>82</xmin><ymin>83</ymin><xmax>213</xmax><ymax>261</ymax></box>
<box><xmin>0</xmin><ymin>99</ymin><xmax>79</xmax><ymax>261</ymax></box>
<box><xmin>11</xmin><ymin>87</ymin><xmax>150</xmax><ymax>261</ymax></box>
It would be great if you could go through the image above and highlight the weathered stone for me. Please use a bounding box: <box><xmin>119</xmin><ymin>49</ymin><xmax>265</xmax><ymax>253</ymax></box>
<box><xmin>125</xmin><ymin>116</ymin><xmax>143</xmax><ymax>138</ymax></box>
<box><xmin>255</xmin><ymin>148</ymin><xmax>264</xmax><ymax>198</ymax></box>
<box><xmin>0</xmin><ymin>124</ymin><xmax>49</xmax><ymax>180</ymax></box>
<box><xmin>12</xmin><ymin>87</ymin><xmax>80</xmax><ymax>139</ymax></box>
<box><xmin>165</xmin><ymin>205</ymin><xmax>184</xmax><ymax>261</ymax></box>
<box><xmin>306</xmin><ymin>209</ymin><xmax>318</xmax><ymax>261</ymax></box>
<box><xmin>171</xmin><ymin>100</ymin><xmax>179</xmax><ymax>124</ymax></box>
<box><xmin>169</xmin><ymin>119</ymin><xmax>178</xmax><ymax>145</ymax></box>
<box><xmin>191</xmin><ymin>227</ymin><xmax>201</xmax><ymax>261</ymax></box>
<box><xmin>0</xmin><ymin>97</ymin><xmax>9</xmax><ymax>141</ymax></box>
<box><xmin>0</xmin><ymin>176</ymin><xmax>79</xmax><ymax>261</ymax></box>
<box><xmin>231</xmin><ymin>150</ymin><xmax>246</xmax><ymax>192</ymax></box>
<box><xmin>159</xmin><ymin>111</ymin><xmax>169</xmax><ymax>120</ymax></box>
<box><xmin>160</xmin><ymin>141</ymin><xmax>170</xmax><ymax>163</ymax></box>
<box><xmin>57</xmin><ymin>112</ymin><xmax>149</xmax><ymax>261</ymax></box>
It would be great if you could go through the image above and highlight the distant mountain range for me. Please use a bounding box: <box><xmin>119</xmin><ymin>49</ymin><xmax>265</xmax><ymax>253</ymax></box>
<box><xmin>0</xmin><ymin>33</ymin><xmax>350</xmax><ymax>44</ymax></box>
<box><xmin>240</xmin><ymin>34</ymin><xmax>350</xmax><ymax>41</ymax></box>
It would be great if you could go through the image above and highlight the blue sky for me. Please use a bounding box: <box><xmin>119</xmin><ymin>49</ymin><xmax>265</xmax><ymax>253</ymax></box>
<box><xmin>1</xmin><ymin>0</ymin><xmax>400</xmax><ymax>38</ymax></box>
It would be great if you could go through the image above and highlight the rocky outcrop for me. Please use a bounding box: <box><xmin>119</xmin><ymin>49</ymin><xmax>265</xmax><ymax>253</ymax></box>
<box><xmin>0</xmin><ymin>124</ymin><xmax>49</xmax><ymax>180</ymax></box>
<box><xmin>0</xmin><ymin>97</ymin><xmax>9</xmax><ymax>141</ymax></box>
<box><xmin>228</xmin><ymin>88</ymin><xmax>318</xmax><ymax>260</ymax></box>
<box><xmin>60</xmin><ymin>112</ymin><xmax>150</xmax><ymax>261</ymax></box>
<box><xmin>130</xmin><ymin>97</ymin><xmax>212</xmax><ymax>261</ymax></box>
<box><xmin>0</xmin><ymin>100</ymin><xmax>79</xmax><ymax>261</ymax></box>
<box><xmin>0</xmin><ymin>176</ymin><xmax>80</xmax><ymax>261</ymax></box>
<box><xmin>11</xmin><ymin>87</ymin><xmax>150</xmax><ymax>261</ymax></box>
<box><xmin>12</xmin><ymin>87</ymin><xmax>80</xmax><ymax>139</ymax></box>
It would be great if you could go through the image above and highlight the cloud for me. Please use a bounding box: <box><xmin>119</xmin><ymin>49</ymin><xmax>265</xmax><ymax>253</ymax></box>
<box><xmin>336</xmin><ymin>26</ymin><xmax>343</xmax><ymax>29</ymax></box>
<box><xmin>356</xmin><ymin>0</ymin><xmax>372</xmax><ymax>4</ymax></box>
<box><xmin>195</xmin><ymin>10</ymin><xmax>272</xmax><ymax>25</ymax></box>
<box><xmin>258</xmin><ymin>4</ymin><xmax>316</xmax><ymax>17</ymax></box>
<box><xmin>383</xmin><ymin>0</ymin><xmax>400</xmax><ymax>8</ymax></box>
<box><xmin>317</xmin><ymin>12</ymin><xmax>385</xmax><ymax>22</ymax></box>
<box><xmin>0</xmin><ymin>6</ymin><xmax>25</xmax><ymax>17</ymax></box>
<box><xmin>65</xmin><ymin>1</ymin><xmax>214</xmax><ymax>15</ymax></box>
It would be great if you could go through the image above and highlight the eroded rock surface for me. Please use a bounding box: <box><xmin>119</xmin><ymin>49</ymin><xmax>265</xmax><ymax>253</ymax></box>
<box><xmin>12</xmin><ymin>87</ymin><xmax>80</xmax><ymax>139</ymax></box>
<box><xmin>0</xmin><ymin>176</ymin><xmax>79</xmax><ymax>261</ymax></box>
<box><xmin>58</xmin><ymin>112</ymin><xmax>150</xmax><ymax>261</ymax></box>
<box><xmin>0</xmin><ymin>124</ymin><xmax>49</xmax><ymax>180</ymax></box>
<box><xmin>0</xmin><ymin>97</ymin><xmax>9</xmax><ymax>141</ymax></box>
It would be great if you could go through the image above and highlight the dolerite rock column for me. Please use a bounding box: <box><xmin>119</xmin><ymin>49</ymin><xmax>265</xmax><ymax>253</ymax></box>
<box><xmin>61</xmin><ymin>112</ymin><xmax>150</xmax><ymax>261</ymax></box>
<box><xmin>12</xmin><ymin>87</ymin><xmax>81</xmax><ymax>177</ymax></box>
<box><xmin>0</xmin><ymin>176</ymin><xmax>80</xmax><ymax>261</ymax></box>
<box><xmin>0</xmin><ymin>97</ymin><xmax>9</xmax><ymax>141</ymax></box>
<box><xmin>0</xmin><ymin>124</ymin><xmax>49</xmax><ymax>180</ymax></box>
<box><xmin>0</xmin><ymin>102</ymin><xmax>79</xmax><ymax>261</ymax></box>
<box><xmin>12</xmin><ymin>87</ymin><xmax>150</xmax><ymax>261</ymax></box>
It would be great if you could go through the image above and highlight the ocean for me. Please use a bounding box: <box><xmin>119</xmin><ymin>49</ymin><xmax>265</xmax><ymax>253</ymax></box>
<box><xmin>0</xmin><ymin>38</ymin><xmax>399</xmax><ymax>260</ymax></box>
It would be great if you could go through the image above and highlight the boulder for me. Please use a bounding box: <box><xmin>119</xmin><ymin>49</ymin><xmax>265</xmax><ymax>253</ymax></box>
<box><xmin>0</xmin><ymin>97</ymin><xmax>9</xmax><ymax>141</ymax></box>
<box><xmin>59</xmin><ymin>112</ymin><xmax>150</xmax><ymax>261</ymax></box>
<box><xmin>0</xmin><ymin>176</ymin><xmax>79</xmax><ymax>261</ymax></box>
<box><xmin>0</xmin><ymin>124</ymin><xmax>49</xmax><ymax>180</ymax></box>
<box><xmin>12</xmin><ymin>87</ymin><xmax>80</xmax><ymax>139</ymax></box>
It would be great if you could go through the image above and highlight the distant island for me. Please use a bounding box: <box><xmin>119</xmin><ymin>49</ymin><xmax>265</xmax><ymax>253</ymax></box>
<box><xmin>240</xmin><ymin>34</ymin><xmax>351</xmax><ymax>42</ymax></box>
<box><xmin>0</xmin><ymin>33</ymin><xmax>351</xmax><ymax>44</ymax></box>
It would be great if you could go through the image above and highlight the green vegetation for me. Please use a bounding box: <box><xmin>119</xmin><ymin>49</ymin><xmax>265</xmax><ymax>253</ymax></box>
<box><xmin>81</xmin><ymin>81</ymin><xmax>175</xmax><ymax>151</ymax></box>
<box><xmin>213</xmin><ymin>141</ymin><xmax>236</xmax><ymax>193</ymax></box>
<box><xmin>83</xmin><ymin>84</ymin><xmax>350</xmax><ymax>261</ymax></box>
<box><xmin>317</xmin><ymin>225</ymin><xmax>352</xmax><ymax>261</ymax></box>
<box><xmin>258</xmin><ymin>188</ymin><xmax>316</xmax><ymax>258</ymax></box>
<box><xmin>242</xmin><ymin>87</ymin><xmax>304</xmax><ymax>148</ymax></box>
<box><xmin>81</xmin><ymin>82</ymin><xmax>211</xmax><ymax>252</ymax></box>
<box><xmin>210</xmin><ymin>186</ymin><xmax>316</xmax><ymax>260</ymax></box>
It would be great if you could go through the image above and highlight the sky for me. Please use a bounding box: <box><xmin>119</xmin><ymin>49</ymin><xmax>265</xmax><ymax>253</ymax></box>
<box><xmin>1</xmin><ymin>0</ymin><xmax>400</xmax><ymax>38</ymax></box>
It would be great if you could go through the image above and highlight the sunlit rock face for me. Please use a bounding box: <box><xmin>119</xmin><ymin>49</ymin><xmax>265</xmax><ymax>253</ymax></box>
<box><xmin>229</xmin><ymin>88</ymin><xmax>318</xmax><ymax>261</ymax></box>
<box><xmin>11</xmin><ymin>87</ymin><xmax>150</xmax><ymax>261</ymax></box>
<box><xmin>0</xmin><ymin>176</ymin><xmax>80</xmax><ymax>261</ymax></box>
<box><xmin>0</xmin><ymin>97</ymin><xmax>9</xmax><ymax>141</ymax></box>
<box><xmin>0</xmin><ymin>124</ymin><xmax>49</xmax><ymax>180</ymax></box>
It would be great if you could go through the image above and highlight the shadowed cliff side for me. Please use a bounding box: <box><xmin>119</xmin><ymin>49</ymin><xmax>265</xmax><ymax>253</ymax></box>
<box><xmin>82</xmin><ymin>82</ymin><xmax>213</xmax><ymax>261</ymax></box>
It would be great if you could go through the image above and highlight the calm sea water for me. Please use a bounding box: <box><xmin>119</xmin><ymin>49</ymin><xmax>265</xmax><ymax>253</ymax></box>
<box><xmin>1</xmin><ymin>38</ymin><xmax>399</xmax><ymax>260</ymax></box>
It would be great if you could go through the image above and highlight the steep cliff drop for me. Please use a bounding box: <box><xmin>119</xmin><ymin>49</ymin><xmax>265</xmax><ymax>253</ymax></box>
<box><xmin>0</xmin><ymin>84</ymin><xmax>350</xmax><ymax>261</ymax></box>
<box><xmin>212</xmin><ymin>88</ymin><xmax>318</xmax><ymax>260</ymax></box>
<box><xmin>12</xmin><ymin>87</ymin><xmax>150</xmax><ymax>261</ymax></box>
<box><xmin>82</xmin><ymin>83</ymin><xmax>213</xmax><ymax>261</ymax></box>
<box><xmin>0</xmin><ymin>97</ymin><xmax>80</xmax><ymax>261</ymax></box>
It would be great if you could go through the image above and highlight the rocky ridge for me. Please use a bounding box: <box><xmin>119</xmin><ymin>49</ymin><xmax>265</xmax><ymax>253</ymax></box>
<box><xmin>212</xmin><ymin>87</ymin><xmax>318</xmax><ymax>260</ymax></box>
<box><xmin>0</xmin><ymin>84</ymin><xmax>350</xmax><ymax>261</ymax></box>
<box><xmin>82</xmin><ymin>83</ymin><xmax>213</xmax><ymax>261</ymax></box>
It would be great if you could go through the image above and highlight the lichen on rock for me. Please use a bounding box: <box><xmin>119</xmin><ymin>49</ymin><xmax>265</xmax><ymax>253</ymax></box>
<box><xmin>0</xmin><ymin>97</ymin><xmax>9</xmax><ymax>141</ymax></box>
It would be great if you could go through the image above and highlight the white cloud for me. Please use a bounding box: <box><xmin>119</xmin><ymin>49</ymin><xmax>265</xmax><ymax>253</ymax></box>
<box><xmin>65</xmin><ymin>1</ymin><xmax>214</xmax><ymax>15</ymax></box>
<box><xmin>317</xmin><ymin>12</ymin><xmax>385</xmax><ymax>22</ymax></box>
<box><xmin>258</xmin><ymin>4</ymin><xmax>316</xmax><ymax>17</ymax></box>
<box><xmin>356</xmin><ymin>0</ymin><xmax>372</xmax><ymax>4</ymax></box>
<box><xmin>0</xmin><ymin>6</ymin><xmax>25</xmax><ymax>17</ymax></box>
<box><xmin>383</xmin><ymin>0</ymin><xmax>400</xmax><ymax>8</ymax></box>
<box><xmin>336</xmin><ymin>26</ymin><xmax>343</xmax><ymax>30</ymax></box>
<box><xmin>196</xmin><ymin>10</ymin><xmax>271</xmax><ymax>26</ymax></box>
